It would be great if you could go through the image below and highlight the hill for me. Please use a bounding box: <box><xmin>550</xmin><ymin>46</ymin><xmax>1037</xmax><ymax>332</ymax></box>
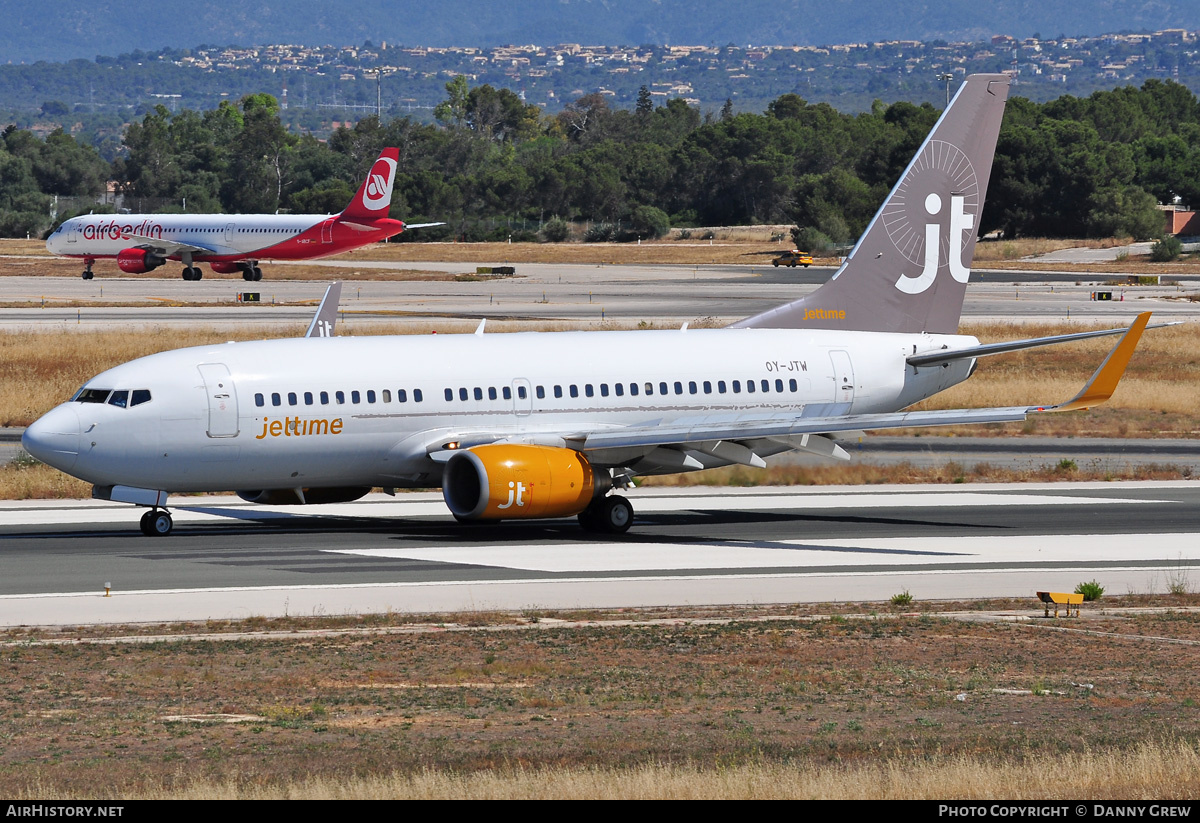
<box><xmin>6</xmin><ymin>0</ymin><xmax>1200</xmax><ymax>63</ymax></box>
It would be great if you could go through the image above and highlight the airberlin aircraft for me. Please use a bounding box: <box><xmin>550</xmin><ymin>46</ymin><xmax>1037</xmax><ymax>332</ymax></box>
<box><xmin>24</xmin><ymin>75</ymin><xmax>1158</xmax><ymax>536</ymax></box>
<box><xmin>45</xmin><ymin>148</ymin><xmax>439</xmax><ymax>281</ymax></box>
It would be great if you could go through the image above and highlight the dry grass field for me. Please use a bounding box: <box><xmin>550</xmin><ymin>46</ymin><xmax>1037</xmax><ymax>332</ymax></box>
<box><xmin>5</xmin><ymin>599</ymin><xmax>1200</xmax><ymax>798</ymax></box>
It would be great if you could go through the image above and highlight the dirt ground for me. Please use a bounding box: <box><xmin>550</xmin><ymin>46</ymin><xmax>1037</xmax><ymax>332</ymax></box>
<box><xmin>3</xmin><ymin>597</ymin><xmax>1200</xmax><ymax>795</ymax></box>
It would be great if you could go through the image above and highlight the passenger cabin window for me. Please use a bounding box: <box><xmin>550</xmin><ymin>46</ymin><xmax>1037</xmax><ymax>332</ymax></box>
<box><xmin>474</xmin><ymin>387</ymin><xmax>483</xmax><ymax>401</ymax></box>
<box><xmin>272</xmin><ymin>392</ymin><xmax>282</xmax><ymax>407</ymax></box>
<box><xmin>304</xmin><ymin>392</ymin><xmax>314</xmax><ymax>405</ymax></box>
<box><xmin>320</xmin><ymin>391</ymin><xmax>330</xmax><ymax>405</ymax></box>
<box><xmin>382</xmin><ymin>390</ymin><xmax>391</xmax><ymax>403</ymax></box>
<box><xmin>488</xmin><ymin>387</ymin><xmax>497</xmax><ymax>400</ymax></box>
<box><xmin>414</xmin><ymin>389</ymin><xmax>423</xmax><ymax>402</ymax></box>
<box><xmin>502</xmin><ymin>387</ymin><xmax>512</xmax><ymax>400</ymax></box>
<box><xmin>674</xmin><ymin>382</ymin><xmax>683</xmax><ymax>395</ymax></box>
<box><xmin>458</xmin><ymin>388</ymin><xmax>468</xmax><ymax>401</ymax></box>
<box><xmin>397</xmin><ymin>389</ymin><xmax>407</xmax><ymax>402</ymax></box>
<box><xmin>570</xmin><ymin>385</ymin><xmax>579</xmax><ymax>398</ymax></box>
<box><xmin>536</xmin><ymin>386</ymin><xmax>545</xmax><ymax>399</ymax></box>
<box><xmin>255</xmin><ymin>393</ymin><xmax>265</xmax><ymax>407</ymax></box>
<box><xmin>107</xmin><ymin>390</ymin><xmax>129</xmax><ymax>408</ymax></box>
<box><xmin>444</xmin><ymin>388</ymin><xmax>453</xmax><ymax>402</ymax></box>
<box><xmin>288</xmin><ymin>392</ymin><xmax>298</xmax><ymax>406</ymax></box>
<box><xmin>615</xmin><ymin>384</ymin><xmax>624</xmax><ymax>397</ymax></box>
<box><xmin>553</xmin><ymin>385</ymin><xmax>562</xmax><ymax>399</ymax></box>
<box><xmin>351</xmin><ymin>391</ymin><xmax>361</xmax><ymax>404</ymax></box>
<box><xmin>517</xmin><ymin>386</ymin><xmax>527</xmax><ymax>400</ymax></box>
<box><xmin>336</xmin><ymin>391</ymin><xmax>345</xmax><ymax>404</ymax></box>
<box><xmin>367</xmin><ymin>390</ymin><xmax>376</xmax><ymax>403</ymax></box>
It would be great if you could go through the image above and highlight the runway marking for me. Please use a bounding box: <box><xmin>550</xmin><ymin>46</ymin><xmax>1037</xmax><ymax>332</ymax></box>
<box><xmin>327</xmin><ymin>532</ymin><xmax>1200</xmax><ymax>574</ymax></box>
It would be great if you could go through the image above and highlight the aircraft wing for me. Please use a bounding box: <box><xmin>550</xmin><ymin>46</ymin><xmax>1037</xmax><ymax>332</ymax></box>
<box><xmin>573</xmin><ymin>313</ymin><xmax>1149</xmax><ymax>459</ymax></box>
<box><xmin>121</xmin><ymin>233</ymin><xmax>216</xmax><ymax>257</ymax></box>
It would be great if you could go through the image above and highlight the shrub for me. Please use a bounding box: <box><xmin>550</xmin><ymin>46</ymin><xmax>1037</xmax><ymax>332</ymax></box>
<box><xmin>539</xmin><ymin>218</ymin><xmax>570</xmax><ymax>243</ymax></box>
<box><xmin>791</xmin><ymin>226</ymin><xmax>834</xmax><ymax>253</ymax></box>
<box><xmin>1151</xmin><ymin>235</ymin><xmax>1182</xmax><ymax>262</ymax></box>
<box><xmin>585</xmin><ymin>223</ymin><xmax>615</xmax><ymax>242</ymax></box>
<box><xmin>1074</xmin><ymin>580</ymin><xmax>1105</xmax><ymax>601</ymax></box>
<box><xmin>890</xmin><ymin>590</ymin><xmax>914</xmax><ymax>606</ymax></box>
<box><xmin>628</xmin><ymin>205</ymin><xmax>670</xmax><ymax>239</ymax></box>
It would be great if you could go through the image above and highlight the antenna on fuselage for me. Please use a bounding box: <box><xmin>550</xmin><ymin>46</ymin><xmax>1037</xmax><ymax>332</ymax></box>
<box><xmin>304</xmin><ymin>282</ymin><xmax>342</xmax><ymax>339</ymax></box>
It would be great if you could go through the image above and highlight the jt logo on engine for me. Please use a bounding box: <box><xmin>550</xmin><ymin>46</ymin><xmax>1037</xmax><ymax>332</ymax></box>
<box><xmin>497</xmin><ymin>481</ymin><xmax>527</xmax><ymax>509</ymax></box>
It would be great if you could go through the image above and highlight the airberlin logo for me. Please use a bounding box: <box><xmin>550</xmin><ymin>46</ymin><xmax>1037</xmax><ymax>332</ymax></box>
<box><xmin>361</xmin><ymin>157</ymin><xmax>397</xmax><ymax>210</ymax></box>
<box><xmin>81</xmin><ymin>219</ymin><xmax>163</xmax><ymax>241</ymax></box>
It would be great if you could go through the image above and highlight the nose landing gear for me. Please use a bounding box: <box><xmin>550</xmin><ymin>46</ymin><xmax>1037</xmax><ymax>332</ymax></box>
<box><xmin>82</xmin><ymin>259</ymin><xmax>95</xmax><ymax>280</ymax></box>
<box><xmin>139</xmin><ymin>508</ymin><xmax>173</xmax><ymax>536</ymax></box>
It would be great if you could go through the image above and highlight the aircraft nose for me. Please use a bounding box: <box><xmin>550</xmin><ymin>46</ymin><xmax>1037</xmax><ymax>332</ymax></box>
<box><xmin>23</xmin><ymin>405</ymin><xmax>81</xmax><ymax>472</ymax></box>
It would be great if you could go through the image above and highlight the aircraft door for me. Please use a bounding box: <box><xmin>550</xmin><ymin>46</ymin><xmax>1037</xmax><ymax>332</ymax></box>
<box><xmin>321</xmin><ymin>218</ymin><xmax>335</xmax><ymax>244</ymax></box>
<box><xmin>67</xmin><ymin>224</ymin><xmax>77</xmax><ymax>244</ymax></box>
<box><xmin>829</xmin><ymin>350</ymin><xmax>855</xmax><ymax>407</ymax></box>
<box><xmin>511</xmin><ymin>378</ymin><xmax>533</xmax><ymax>416</ymax></box>
<box><xmin>198</xmin><ymin>363</ymin><xmax>240</xmax><ymax>438</ymax></box>
<box><xmin>224</xmin><ymin>222</ymin><xmax>236</xmax><ymax>247</ymax></box>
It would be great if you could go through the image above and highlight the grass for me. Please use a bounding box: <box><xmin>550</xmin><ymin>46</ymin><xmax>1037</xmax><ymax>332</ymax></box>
<box><xmin>6</xmin><ymin>599</ymin><xmax>1200</xmax><ymax>798</ymax></box>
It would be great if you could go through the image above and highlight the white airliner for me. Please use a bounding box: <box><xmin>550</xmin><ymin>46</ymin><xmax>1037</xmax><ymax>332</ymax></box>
<box><xmin>45</xmin><ymin>148</ymin><xmax>440</xmax><ymax>281</ymax></box>
<box><xmin>23</xmin><ymin>74</ymin><xmax>1155</xmax><ymax>537</ymax></box>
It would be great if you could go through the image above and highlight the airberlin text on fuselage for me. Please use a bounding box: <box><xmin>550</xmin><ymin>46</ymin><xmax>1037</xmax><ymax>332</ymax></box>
<box><xmin>256</xmin><ymin>417</ymin><xmax>344</xmax><ymax>439</ymax></box>
<box><xmin>80</xmin><ymin>220</ymin><xmax>163</xmax><ymax>241</ymax></box>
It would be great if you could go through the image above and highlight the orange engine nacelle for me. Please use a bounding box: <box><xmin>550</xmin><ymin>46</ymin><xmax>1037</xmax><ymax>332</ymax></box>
<box><xmin>442</xmin><ymin>445</ymin><xmax>609</xmax><ymax>520</ymax></box>
<box><xmin>116</xmin><ymin>247</ymin><xmax>165</xmax><ymax>273</ymax></box>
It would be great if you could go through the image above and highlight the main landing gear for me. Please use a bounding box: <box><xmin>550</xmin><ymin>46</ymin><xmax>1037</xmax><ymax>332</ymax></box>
<box><xmin>241</xmin><ymin>263</ymin><xmax>263</xmax><ymax>282</ymax></box>
<box><xmin>139</xmin><ymin>508</ymin><xmax>173</xmax><ymax>536</ymax></box>
<box><xmin>181</xmin><ymin>266</ymin><xmax>203</xmax><ymax>281</ymax></box>
<box><xmin>578</xmin><ymin>494</ymin><xmax>634</xmax><ymax>535</ymax></box>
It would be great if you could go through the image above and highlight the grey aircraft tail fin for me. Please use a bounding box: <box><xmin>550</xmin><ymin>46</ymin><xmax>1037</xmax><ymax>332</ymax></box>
<box><xmin>304</xmin><ymin>282</ymin><xmax>342</xmax><ymax>338</ymax></box>
<box><xmin>732</xmin><ymin>73</ymin><xmax>1011</xmax><ymax>334</ymax></box>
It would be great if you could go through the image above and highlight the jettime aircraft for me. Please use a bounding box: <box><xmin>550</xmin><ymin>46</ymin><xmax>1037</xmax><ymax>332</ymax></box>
<box><xmin>24</xmin><ymin>74</ymin><xmax>1156</xmax><ymax>537</ymax></box>
<box><xmin>45</xmin><ymin>148</ymin><xmax>439</xmax><ymax>281</ymax></box>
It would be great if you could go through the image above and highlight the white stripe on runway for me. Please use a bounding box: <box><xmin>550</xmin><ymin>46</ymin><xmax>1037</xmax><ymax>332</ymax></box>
<box><xmin>327</xmin><ymin>532</ymin><xmax>1200</xmax><ymax>573</ymax></box>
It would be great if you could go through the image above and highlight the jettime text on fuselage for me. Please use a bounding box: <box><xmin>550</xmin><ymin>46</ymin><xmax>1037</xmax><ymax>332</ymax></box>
<box><xmin>255</xmin><ymin>417</ymin><xmax>344</xmax><ymax>439</ymax></box>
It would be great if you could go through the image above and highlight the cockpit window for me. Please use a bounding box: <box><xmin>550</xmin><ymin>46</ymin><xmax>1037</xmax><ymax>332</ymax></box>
<box><xmin>74</xmin><ymin>388</ymin><xmax>111</xmax><ymax>403</ymax></box>
<box><xmin>107</xmin><ymin>390</ymin><xmax>129</xmax><ymax>408</ymax></box>
<box><xmin>130</xmin><ymin>390</ymin><xmax>152</xmax><ymax>407</ymax></box>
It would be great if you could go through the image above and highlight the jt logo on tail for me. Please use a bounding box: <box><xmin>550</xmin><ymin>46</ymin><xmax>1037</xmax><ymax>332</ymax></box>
<box><xmin>895</xmin><ymin>192</ymin><xmax>975</xmax><ymax>295</ymax></box>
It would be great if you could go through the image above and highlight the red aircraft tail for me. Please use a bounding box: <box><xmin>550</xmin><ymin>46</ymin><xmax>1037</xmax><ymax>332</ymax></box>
<box><xmin>339</xmin><ymin>148</ymin><xmax>399</xmax><ymax>221</ymax></box>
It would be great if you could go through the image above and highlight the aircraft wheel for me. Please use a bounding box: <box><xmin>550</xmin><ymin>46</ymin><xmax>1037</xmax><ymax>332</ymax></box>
<box><xmin>252</xmin><ymin>267</ymin><xmax>263</xmax><ymax>281</ymax></box>
<box><xmin>82</xmin><ymin>271</ymin><xmax>94</xmax><ymax>280</ymax></box>
<box><xmin>596</xmin><ymin>495</ymin><xmax>633</xmax><ymax>534</ymax></box>
<box><xmin>139</xmin><ymin>510</ymin><xmax>173</xmax><ymax>536</ymax></box>
<box><xmin>181</xmin><ymin>267</ymin><xmax>193</xmax><ymax>281</ymax></box>
<box><xmin>242</xmin><ymin>269</ymin><xmax>254</xmax><ymax>282</ymax></box>
<box><xmin>193</xmin><ymin>268</ymin><xmax>203</xmax><ymax>280</ymax></box>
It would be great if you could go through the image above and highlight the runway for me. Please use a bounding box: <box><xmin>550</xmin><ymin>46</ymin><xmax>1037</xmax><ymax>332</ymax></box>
<box><xmin>2</xmin><ymin>263</ymin><xmax>1199</xmax><ymax>330</ymax></box>
<box><xmin>1</xmin><ymin>482</ymin><xmax>1196</xmax><ymax>627</ymax></box>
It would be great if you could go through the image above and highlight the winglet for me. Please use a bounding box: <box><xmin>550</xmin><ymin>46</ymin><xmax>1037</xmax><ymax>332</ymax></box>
<box><xmin>1039</xmin><ymin>312</ymin><xmax>1150</xmax><ymax>413</ymax></box>
<box><xmin>305</xmin><ymin>283</ymin><xmax>342</xmax><ymax>338</ymax></box>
